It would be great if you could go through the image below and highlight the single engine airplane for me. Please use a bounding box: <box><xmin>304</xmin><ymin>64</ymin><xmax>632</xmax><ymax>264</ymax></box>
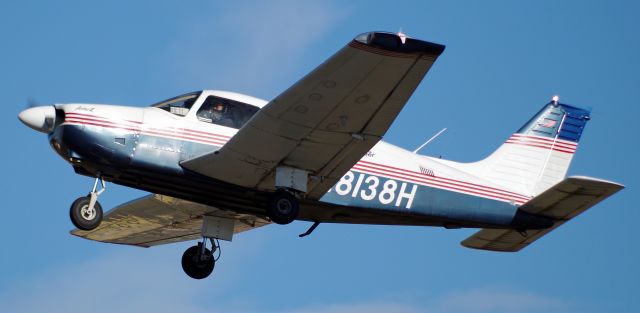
<box><xmin>18</xmin><ymin>31</ymin><xmax>623</xmax><ymax>279</ymax></box>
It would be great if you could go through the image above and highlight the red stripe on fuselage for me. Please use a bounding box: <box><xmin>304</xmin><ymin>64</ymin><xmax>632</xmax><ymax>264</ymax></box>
<box><xmin>351</xmin><ymin>165</ymin><xmax>526</xmax><ymax>205</ymax></box>
<box><xmin>63</xmin><ymin>116</ymin><xmax>229</xmax><ymax>147</ymax></box>
<box><xmin>354</xmin><ymin>162</ymin><xmax>529</xmax><ymax>203</ymax></box>
<box><xmin>357</xmin><ymin>160</ymin><xmax>530</xmax><ymax>201</ymax></box>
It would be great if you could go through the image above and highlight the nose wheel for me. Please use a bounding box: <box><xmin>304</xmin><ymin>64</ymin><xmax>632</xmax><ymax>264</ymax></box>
<box><xmin>70</xmin><ymin>176</ymin><xmax>106</xmax><ymax>231</ymax></box>
<box><xmin>70</xmin><ymin>196</ymin><xmax>103</xmax><ymax>230</ymax></box>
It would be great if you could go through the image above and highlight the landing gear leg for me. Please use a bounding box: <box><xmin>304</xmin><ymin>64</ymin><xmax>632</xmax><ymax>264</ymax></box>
<box><xmin>69</xmin><ymin>176</ymin><xmax>105</xmax><ymax>230</ymax></box>
<box><xmin>182</xmin><ymin>238</ymin><xmax>218</xmax><ymax>279</ymax></box>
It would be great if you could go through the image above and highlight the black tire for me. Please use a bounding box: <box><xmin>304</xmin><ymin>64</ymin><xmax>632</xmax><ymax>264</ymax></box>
<box><xmin>267</xmin><ymin>191</ymin><xmax>299</xmax><ymax>225</ymax></box>
<box><xmin>181</xmin><ymin>246</ymin><xmax>215</xmax><ymax>279</ymax></box>
<box><xmin>69</xmin><ymin>196</ymin><xmax>103</xmax><ymax>231</ymax></box>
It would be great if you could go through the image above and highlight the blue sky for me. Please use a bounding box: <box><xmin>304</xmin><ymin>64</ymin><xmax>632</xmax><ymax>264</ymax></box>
<box><xmin>1</xmin><ymin>1</ymin><xmax>638</xmax><ymax>312</ymax></box>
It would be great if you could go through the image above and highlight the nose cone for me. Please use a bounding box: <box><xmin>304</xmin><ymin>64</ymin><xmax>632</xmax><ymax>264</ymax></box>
<box><xmin>18</xmin><ymin>106</ymin><xmax>57</xmax><ymax>133</ymax></box>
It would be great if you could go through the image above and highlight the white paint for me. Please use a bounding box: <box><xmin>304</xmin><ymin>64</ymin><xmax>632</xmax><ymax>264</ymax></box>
<box><xmin>275</xmin><ymin>166</ymin><xmax>309</xmax><ymax>193</ymax></box>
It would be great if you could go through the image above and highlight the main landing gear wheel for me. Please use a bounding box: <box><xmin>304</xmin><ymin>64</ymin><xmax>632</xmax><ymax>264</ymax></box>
<box><xmin>267</xmin><ymin>190</ymin><xmax>299</xmax><ymax>225</ymax></box>
<box><xmin>181</xmin><ymin>244</ymin><xmax>215</xmax><ymax>279</ymax></box>
<box><xmin>69</xmin><ymin>196</ymin><xmax>103</xmax><ymax>230</ymax></box>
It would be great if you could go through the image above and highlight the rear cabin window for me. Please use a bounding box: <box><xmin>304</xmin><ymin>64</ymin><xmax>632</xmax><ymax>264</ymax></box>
<box><xmin>154</xmin><ymin>92</ymin><xmax>200</xmax><ymax>116</ymax></box>
<box><xmin>196</xmin><ymin>96</ymin><xmax>259</xmax><ymax>129</ymax></box>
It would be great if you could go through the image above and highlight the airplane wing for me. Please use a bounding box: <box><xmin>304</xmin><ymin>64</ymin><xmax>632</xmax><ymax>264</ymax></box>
<box><xmin>461</xmin><ymin>176</ymin><xmax>624</xmax><ymax>252</ymax></box>
<box><xmin>71</xmin><ymin>194</ymin><xmax>270</xmax><ymax>247</ymax></box>
<box><xmin>181</xmin><ymin>32</ymin><xmax>445</xmax><ymax>199</ymax></box>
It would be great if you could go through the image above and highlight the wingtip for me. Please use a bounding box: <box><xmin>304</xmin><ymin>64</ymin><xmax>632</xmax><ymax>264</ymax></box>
<box><xmin>566</xmin><ymin>175</ymin><xmax>625</xmax><ymax>189</ymax></box>
<box><xmin>353</xmin><ymin>31</ymin><xmax>445</xmax><ymax>56</ymax></box>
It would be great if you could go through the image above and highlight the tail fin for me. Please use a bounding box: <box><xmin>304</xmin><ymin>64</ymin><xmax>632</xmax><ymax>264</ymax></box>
<box><xmin>460</xmin><ymin>99</ymin><xmax>591</xmax><ymax>196</ymax></box>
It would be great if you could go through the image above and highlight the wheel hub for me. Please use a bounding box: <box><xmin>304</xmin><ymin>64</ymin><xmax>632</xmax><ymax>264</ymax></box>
<box><xmin>276</xmin><ymin>199</ymin><xmax>292</xmax><ymax>214</ymax></box>
<box><xmin>80</xmin><ymin>204</ymin><xmax>96</xmax><ymax>221</ymax></box>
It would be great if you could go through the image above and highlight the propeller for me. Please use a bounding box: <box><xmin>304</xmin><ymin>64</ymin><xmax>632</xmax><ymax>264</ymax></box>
<box><xmin>26</xmin><ymin>97</ymin><xmax>39</xmax><ymax>108</ymax></box>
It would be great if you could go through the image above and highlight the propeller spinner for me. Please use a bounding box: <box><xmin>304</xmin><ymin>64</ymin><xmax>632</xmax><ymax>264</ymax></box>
<box><xmin>18</xmin><ymin>106</ymin><xmax>58</xmax><ymax>133</ymax></box>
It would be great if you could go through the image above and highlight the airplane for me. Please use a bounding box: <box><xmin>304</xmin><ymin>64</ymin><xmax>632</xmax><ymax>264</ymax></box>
<box><xmin>18</xmin><ymin>31</ymin><xmax>623</xmax><ymax>279</ymax></box>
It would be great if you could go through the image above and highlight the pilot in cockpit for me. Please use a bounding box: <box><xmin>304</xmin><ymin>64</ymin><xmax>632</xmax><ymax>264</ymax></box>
<box><xmin>197</xmin><ymin>99</ymin><xmax>235</xmax><ymax>128</ymax></box>
<box><xmin>211</xmin><ymin>102</ymin><xmax>226</xmax><ymax>121</ymax></box>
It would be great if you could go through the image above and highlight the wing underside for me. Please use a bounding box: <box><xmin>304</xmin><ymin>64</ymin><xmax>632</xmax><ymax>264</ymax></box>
<box><xmin>71</xmin><ymin>194</ymin><xmax>270</xmax><ymax>247</ymax></box>
<box><xmin>181</xmin><ymin>32</ymin><xmax>445</xmax><ymax>199</ymax></box>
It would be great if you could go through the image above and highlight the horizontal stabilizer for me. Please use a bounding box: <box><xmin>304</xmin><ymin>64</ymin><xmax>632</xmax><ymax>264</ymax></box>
<box><xmin>461</xmin><ymin>176</ymin><xmax>623</xmax><ymax>252</ymax></box>
<box><xmin>71</xmin><ymin>194</ymin><xmax>270</xmax><ymax>247</ymax></box>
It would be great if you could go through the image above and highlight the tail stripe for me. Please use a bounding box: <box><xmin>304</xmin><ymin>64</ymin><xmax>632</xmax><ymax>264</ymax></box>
<box><xmin>505</xmin><ymin>135</ymin><xmax>577</xmax><ymax>154</ymax></box>
<box><xmin>511</xmin><ymin>133</ymin><xmax>577</xmax><ymax>148</ymax></box>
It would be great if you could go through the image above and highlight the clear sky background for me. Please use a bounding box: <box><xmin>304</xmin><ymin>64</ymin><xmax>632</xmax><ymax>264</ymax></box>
<box><xmin>1</xmin><ymin>1</ymin><xmax>638</xmax><ymax>312</ymax></box>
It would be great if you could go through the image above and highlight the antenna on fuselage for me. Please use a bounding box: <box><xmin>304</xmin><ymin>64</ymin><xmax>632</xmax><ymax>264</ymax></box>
<box><xmin>412</xmin><ymin>128</ymin><xmax>447</xmax><ymax>154</ymax></box>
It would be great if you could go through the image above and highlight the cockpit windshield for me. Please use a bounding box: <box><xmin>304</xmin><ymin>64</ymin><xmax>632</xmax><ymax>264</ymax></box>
<box><xmin>152</xmin><ymin>91</ymin><xmax>201</xmax><ymax>117</ymax></box>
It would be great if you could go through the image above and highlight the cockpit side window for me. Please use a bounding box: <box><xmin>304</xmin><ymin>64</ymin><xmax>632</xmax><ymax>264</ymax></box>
<box><xmin>153</xmin><ymin>92</ymin><xmax>200</xmax><ymax>117</ymax></box>
<box><xmin>196</xmin><ymin>96</ymin><xmax>259</xmax><ymax>129</ymax></box>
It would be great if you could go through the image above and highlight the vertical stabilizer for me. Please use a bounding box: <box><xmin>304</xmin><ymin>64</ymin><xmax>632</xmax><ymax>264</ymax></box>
<box><xmin>458</xmin><ymin>100</ymin><xmax>591</xmax><ymax>196</ymax></box>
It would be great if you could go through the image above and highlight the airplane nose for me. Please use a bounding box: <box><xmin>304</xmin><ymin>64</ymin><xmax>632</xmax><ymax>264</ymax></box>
<box><xmin>18</xmin><ymin>106</ymin><xmax>58</xmax><ymax>133</ymax></box>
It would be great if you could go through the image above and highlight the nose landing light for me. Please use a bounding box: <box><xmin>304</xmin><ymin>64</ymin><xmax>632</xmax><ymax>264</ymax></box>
<box><xmin>18</xmin><ymin>106</ymin><xmax>58</xmax><ymax>133</ymax></box>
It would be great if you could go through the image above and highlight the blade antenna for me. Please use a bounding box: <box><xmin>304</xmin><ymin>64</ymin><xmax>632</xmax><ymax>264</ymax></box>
<box><xmin>413</xmin><ymin>128</ymin><xmax>447</xmax><ymax>154</ymax></box>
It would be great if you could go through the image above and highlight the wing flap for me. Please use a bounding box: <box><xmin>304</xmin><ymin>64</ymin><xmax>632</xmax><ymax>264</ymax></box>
<box><xmin>461</xmin><ymin>176</ymin><xmax>624</xmax><ymax>252</ymax></box>
<box><xmin>71</xmin><ymin>194</ymin><xmax>270</xmax><ymax>247</ymax></box>
<box><xmin>181</xmin><ymin>32</ymin><xmax>445</xmax><ymax>199</ymax></box>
